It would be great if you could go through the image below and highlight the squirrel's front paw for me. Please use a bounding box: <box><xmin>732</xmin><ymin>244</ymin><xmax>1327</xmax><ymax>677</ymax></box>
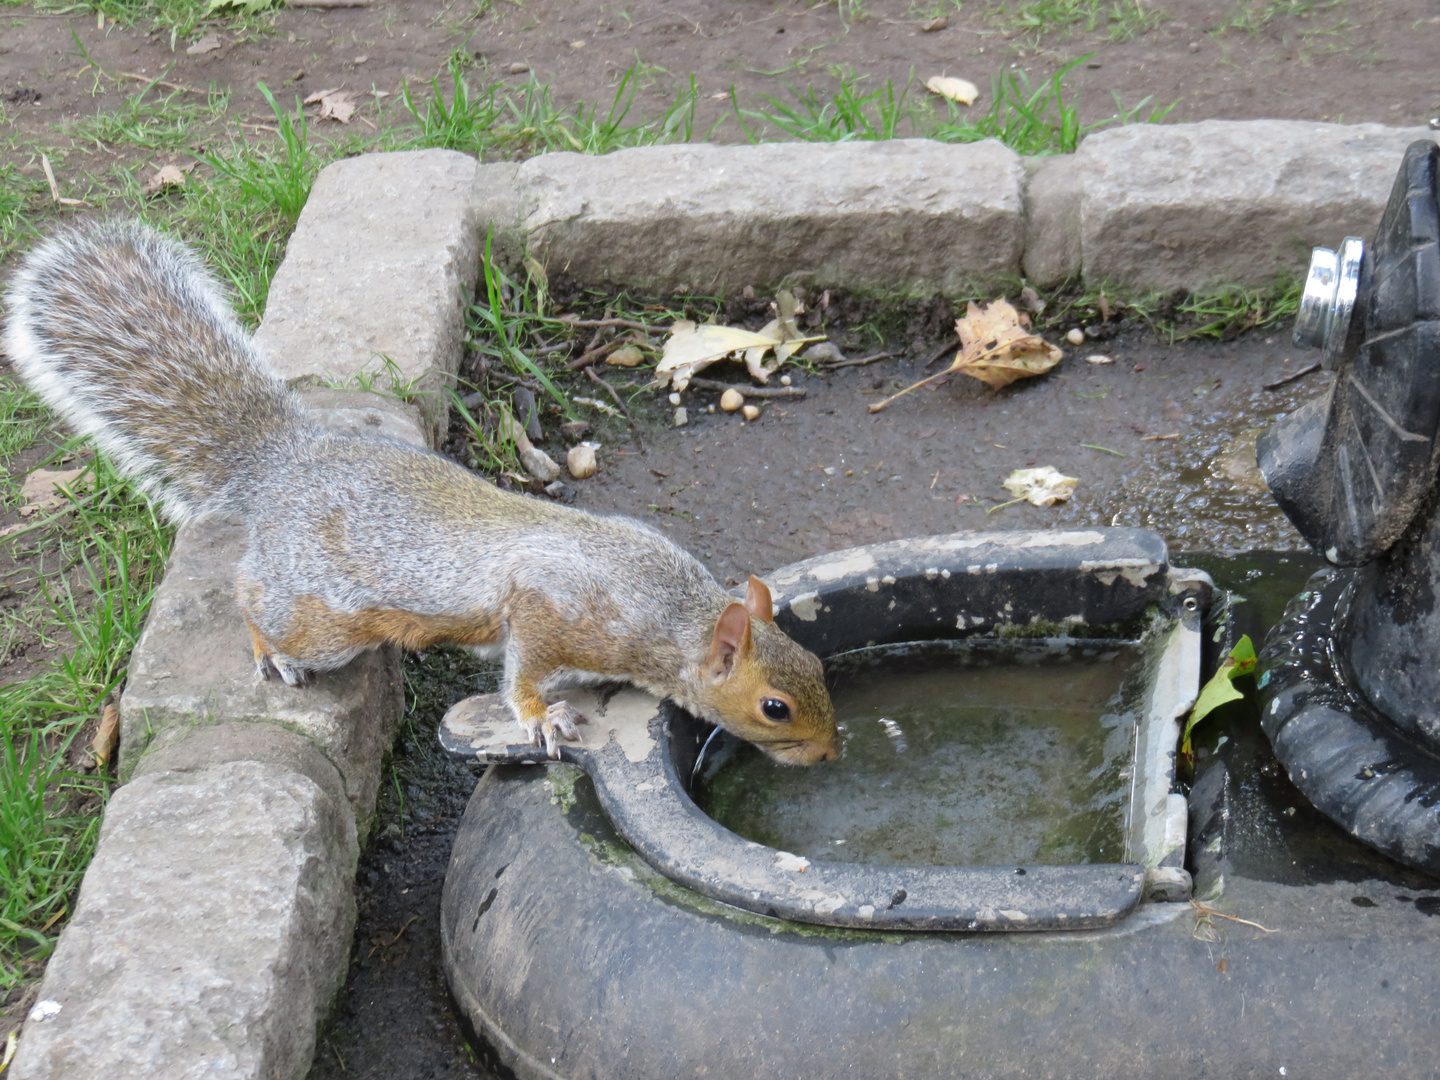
<box><xmin>523</xmin><ymin>701</ymin><xmax>589</xmax><ymax>759</ymax></box>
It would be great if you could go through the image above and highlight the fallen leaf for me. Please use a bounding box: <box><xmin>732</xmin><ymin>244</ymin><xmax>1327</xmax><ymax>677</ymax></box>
<box><xmin>19</xmin><ymin>467</ymin><xmax>90</xmax><ymax>517</ymax></box>
<box><xmin>925</xmin><ymin>75</ymin><xmax>979</xmax><ymax>106</ymax></box>
<box><xmin>605</xmin><ymin>344</ymin><xmax>645</xmax><ymax>367</ymax></box>
<box><xmin>655</xmin><ymin>302</ymin><xmax>823</xmax><ymax>391</ymax></box>
<box><xmin>950</xmin><ymin>299</ymin><xmax>1064</xmax><ymax>390</ymax></box>
<box><xmin>1002</xmin><ymin>466</ymin><xmax>1078</xmax><ymax>507</ymax></box>
<box><xmin>303</xmin><ymin>88</ymin><xmax>357</xmax><ymax>123</ymax></box>
<box><xmin>92</xmin><ymin>703</ymin><xmax>120</xmax><ymax>768</ymax></box>
<box><xmin>142</xmin><ymin>163</ymin><xmax>189</xmax><ymax>196</ymax></box>
<box><xmin>1181</xmin><ymin>636</ymin><xmax>1257</xmax><ymax>756</ymax></box>
<box><xmin>186</xmin><ymin>33</ymin><xmax>222</xmax><ymax>54</ymax></box>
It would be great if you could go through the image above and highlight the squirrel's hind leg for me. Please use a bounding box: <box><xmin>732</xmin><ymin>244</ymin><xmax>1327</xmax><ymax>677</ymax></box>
<box><xmin>245</xmin><ymin>615</ymin><xmax>316</xmax><ymax>686</ymax></box>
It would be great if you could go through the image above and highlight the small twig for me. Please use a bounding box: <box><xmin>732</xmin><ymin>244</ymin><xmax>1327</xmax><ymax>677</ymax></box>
<box><xmin>583</xmin><ymin>366</ymin><xmax>634</xmax><ymax>422</ymax></box>
<box><xmin>1080</xmin><ymin>443</ymin><xmax>1128</xmax><ymax>457</ymax></box>
<box><xmin>566</xmin><ymin>337</ymin><xmax>630</xmax><ymax>371</ymax></box>
<box><xmin>687</xmin><ymin>377</ymin><xmax>807</xmax><ymax>398</ymax></box>
<box><xmin>1140</xmin><ymin>433</ymin><xmax>1181</xmax><ymax>441</ymax></box>
<box><xmin>584</xmin><ymin>367</ymin><xmax>646</xmax><ymax>450</ymax></box>
<box><xmin>1263</xmin><ymin>362</ymin><xmax>1321</xmax><ymax>391</ymax></box>
<box><xmin>367</xmin><ymin>914</ymin><xmax>419</xmax><ymax>958</ymax></box>
<box><xmin>558</xmin><ymin>316</ymin><xmax>658</xmax><ymax>333</ymax></box>
<box><xmin>922</xmin><ymin>340</ymin><xmax>958</xmax><ymax>367</ymax></box>
<box><xmin>117</xmin><ymin>71</ymin><xmax>205</xmax><ymax>95</ymax></box>
<box><xmin>985</xmin><ymin>497</ymin><xmax>1025</xmax><ymax>515</ymax></box>
<box><xmin>1190</xmin><ymin>900</ymin><xmax>1277</xmax><ymax>933</ymax></box>
<box><xmin>820</xmin><ymin>350</ymin><xmax>899</xmax><ymax>370</ymax></box>
<box><xmin>40</xmin><ymin>154</ymin><xmax>61</xmax><ymax>202</ymax></box>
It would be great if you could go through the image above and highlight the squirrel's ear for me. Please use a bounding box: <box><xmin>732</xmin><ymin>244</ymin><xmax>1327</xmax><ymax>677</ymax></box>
<box><xmin>705</xmin><ymin>601</ymin><xmax>753</xmax><ymax>680</ymax></box>
<box><xmin>745</xmin><ymin>576</ymin><xmax>774</xmax><ymax>623</ymax></box>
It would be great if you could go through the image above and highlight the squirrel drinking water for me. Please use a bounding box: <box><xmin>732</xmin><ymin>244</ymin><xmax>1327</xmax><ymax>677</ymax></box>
<box><xmin>4</xmin><ymin>221</ymin><xmax>839</xmax><ymax>764</ymax></box>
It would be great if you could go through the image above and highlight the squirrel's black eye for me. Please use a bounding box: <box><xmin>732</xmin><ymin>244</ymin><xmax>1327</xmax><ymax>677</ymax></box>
<box><xmin>761</xmin><ymin>698</ymin><xmax>792</xmax><ymax>722</ymax></box>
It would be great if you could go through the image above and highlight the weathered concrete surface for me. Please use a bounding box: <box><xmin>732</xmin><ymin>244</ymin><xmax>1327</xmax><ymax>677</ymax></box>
<box><xmin>117</xmin><ymin>391</ymin><xmax>422</xmax><ymax>831</ymax></box>
<box><xmin>1021</xmin><ymin>153</ymin><xmax>1082</xmax><ymax>287</ymax></box>
<box><xmin>475</xmin><ymin>139</ymin><xmax>1025</xmax><ymax>296</ymax></box>
<box><xmin>255</xmin><ymin>148</ymin><xmax>481</xmax><ymax>446</ymax></box>
<box><xmin>1074</xmin><ymin>121</ymin><xmax>1440</xmax><ymax>291</ymax></box>
<box><xmin>10</xmin><ymin>750</ymin><xmax>357</xmax><ymax>1080</ymax></box>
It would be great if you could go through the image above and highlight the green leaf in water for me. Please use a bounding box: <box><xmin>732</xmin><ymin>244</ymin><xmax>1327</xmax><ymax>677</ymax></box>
<box><xmin>1181</xmin><ymin>635</ymin><xmax>1257</xmax><ymax>756</ymax></box>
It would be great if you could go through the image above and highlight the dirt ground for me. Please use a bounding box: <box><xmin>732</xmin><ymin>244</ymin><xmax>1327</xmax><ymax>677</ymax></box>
<box><xmin>3</xmin><ymin>0</ymin><xmax>1439</xmax><ymax>196</ymax></box>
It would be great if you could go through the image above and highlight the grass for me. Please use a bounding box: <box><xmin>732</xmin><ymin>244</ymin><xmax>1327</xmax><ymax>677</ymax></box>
<box><xmin>0</xmin><ymin>439</ymin><xmax>174</xmax><ymax>990</ymax></box>
<box><xmin>1035</xmin><ymin>274</ymin><xmax>1305</xmax><ymax>341</ymax></box>
<box><xmin>1212</xmin><ymin>0</ymin><xmax>1348</xmax><ymax>36</ymax></box>
<box><xmin>735</xmin><ymin>58</ymin><xmax>1174</xmax><ymax>154</ymax></box>
<box><xmin>993</xmin><ymin>0</ymin><xmax>1167</xmax><ymax>41</ymax></box>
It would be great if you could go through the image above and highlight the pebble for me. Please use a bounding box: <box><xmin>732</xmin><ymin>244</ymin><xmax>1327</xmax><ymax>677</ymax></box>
<box><xmin>507</xmin><ymin>62</ymin><xmax>530</xmax><ymax>74</ymax></box>
<box><xmin>566</xmin><ymin>443</ymin><xmax>598</xmax><ymax>479</ymax></box>
<box><xmin>742</xmin><ymin>404</ymin><xmax>760</xmax><ymax>422</ymax></box>
<box><xmin>720</xmin><ymin>388</ymin><xmax>745</xmax><ymax>412</ymax></box>
<box><xmin>780</xmin><ymin>374</ymin><xmax>792</xmax><ymax>386</ymax></box>
<box><xmin>673</xmin><ymin>407</ymin><xmax>689</xmax><ymax>427</ymax></box>
<box><xmin>519</xmin><ymin>446</ymin><xmax>561</xmax><ymax>484</ymax></box>
<box><xmin>1086</xmin><ymin>354</ymin><xmax>1114</xmax><ymax>365</ymax></box>
<box><xmin>1065</xmin><ymin>328</ymin><xmax>1085</xmax><ymax>346</ymax></box>
<box><xmin>668</xmin><ymin>392</ymin><xmax>682</xmax><ymax>406</ymax></box>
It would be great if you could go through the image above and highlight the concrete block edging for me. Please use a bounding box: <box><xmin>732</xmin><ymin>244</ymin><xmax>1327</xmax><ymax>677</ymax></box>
<box><xmin>14</xmin><ymin>120</ymin><xmax>1440</xmax><ymax>1079</ymax></box>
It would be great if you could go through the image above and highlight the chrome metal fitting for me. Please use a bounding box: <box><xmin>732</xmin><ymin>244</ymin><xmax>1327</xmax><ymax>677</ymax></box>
<box><xmin>1293</xmin><ymin>236</ymin><xmax>1363</xmax><ymax>369</ymax></box>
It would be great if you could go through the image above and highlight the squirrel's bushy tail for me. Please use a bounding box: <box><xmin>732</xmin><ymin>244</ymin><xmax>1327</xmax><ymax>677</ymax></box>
<box><xmin>4</xmin><ymin>220</ymin><xmax>310</xmax><ymax>523</ymax></box>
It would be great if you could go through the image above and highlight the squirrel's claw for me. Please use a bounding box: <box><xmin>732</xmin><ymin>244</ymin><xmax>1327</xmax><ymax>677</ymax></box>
<box><xmin>257</xmin><ymin>651</ymin><xmax>315</xmax><ymax>687</ymax></box>
<box><xmin>526</xmin><ymin>700</ymin><xmax>589</xmax><ymax>760</ymax></box>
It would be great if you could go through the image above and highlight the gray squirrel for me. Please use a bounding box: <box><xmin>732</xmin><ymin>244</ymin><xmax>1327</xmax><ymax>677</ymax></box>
<box><xmin>4</xmin><ymin>220</ymin><xmax>839</xmax><ymax>763</ymax></box>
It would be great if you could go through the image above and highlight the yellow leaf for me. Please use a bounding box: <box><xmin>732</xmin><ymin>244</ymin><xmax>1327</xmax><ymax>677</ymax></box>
<box><xmin>654</xmin><ymin>323</ymin><xmax>782</xmax><ymax>391</ymax></box>
<box><xmin>925</xmin><ymin>76</ymin><xmax>979</xmax><ymax>105</ymax></box>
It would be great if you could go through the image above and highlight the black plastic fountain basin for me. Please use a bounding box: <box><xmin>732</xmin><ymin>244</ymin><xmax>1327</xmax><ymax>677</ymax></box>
<box><xmin>437</xmin><ymin>537</ymin><xmax>1440</xmax><ymax>1080</ymax></box>
<box><xmin>439</xmin><ymin>528</ymin><xmax>1207</xmax><ymax>932</ymax></box>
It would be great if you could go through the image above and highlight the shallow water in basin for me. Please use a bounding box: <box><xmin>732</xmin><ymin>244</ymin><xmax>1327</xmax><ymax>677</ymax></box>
<box><xmin>697</xmin><ymin>640</ymin><xmax>1144</xmax><ymax>868</ymax></box>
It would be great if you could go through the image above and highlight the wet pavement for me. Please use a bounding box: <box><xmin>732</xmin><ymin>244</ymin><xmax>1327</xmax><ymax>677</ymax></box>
<box><xmin>576</xmin><ymin>330</ymin><xmax>1316</xmax><ymax>586</ymax></box>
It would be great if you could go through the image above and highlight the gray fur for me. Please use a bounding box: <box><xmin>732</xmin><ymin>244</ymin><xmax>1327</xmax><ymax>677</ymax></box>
<box><xmin>4</xmin><ymin>220</ymin><xmax>836</xmax><ymax>761</ymax></box>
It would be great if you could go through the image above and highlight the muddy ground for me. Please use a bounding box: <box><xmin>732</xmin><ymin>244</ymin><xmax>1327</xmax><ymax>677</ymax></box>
<box><xmin>3</xmin><ymin>0</ymin><xmax>1440</xmax><ymax>199</ymax></box>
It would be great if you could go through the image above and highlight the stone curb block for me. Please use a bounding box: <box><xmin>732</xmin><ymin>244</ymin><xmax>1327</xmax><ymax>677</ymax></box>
<box><xmin>1072</xmin><ymin>120</ymin><xmax>1440</xmax><ymax>291</ymax></box>
<box><xmin>473</xmin><ymin>139</ymin><xmax>1026</xmax><ymax>296</ymax></box>
<box><xmin>471</xmin><ymin>122</ymin><xmax>1440</xmax><ymax>295</ymax></box>
<box><xmin>256</xmin><ymin>148</ymin><xmax>482</xmax><ymax>447</ymax></box>
<box><xmin>11</xmin><ymin>754</ymin><xmax>358</xmax><ymax>1080</ymax></box>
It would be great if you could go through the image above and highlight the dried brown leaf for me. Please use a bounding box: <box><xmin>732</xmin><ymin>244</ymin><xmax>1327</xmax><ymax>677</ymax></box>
<box><xmin>19</xmin><ymin>467</ymin><xmax>89</xmax><ymax>517</ymax></box>
<box><xmin>950</xmin><ymin>298</ymin><xmax>1064</xmax><ymax>390</ymax></box>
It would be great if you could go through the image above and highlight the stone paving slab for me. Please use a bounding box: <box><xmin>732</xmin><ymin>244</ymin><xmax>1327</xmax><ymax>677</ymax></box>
<box><xmin>255</xmin><ymin>148</ymin><xmax>482</xmax><ymax>446</ymax></box>
<box><xmin>476</xmin><ymin>139</ymin><xmax>1026</xmax><ymax>296</ymax></box>
<box><xmin>11</xmin><ymin>748</ymin><xmax>357</xmax><ymax>1080</ymax></box>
